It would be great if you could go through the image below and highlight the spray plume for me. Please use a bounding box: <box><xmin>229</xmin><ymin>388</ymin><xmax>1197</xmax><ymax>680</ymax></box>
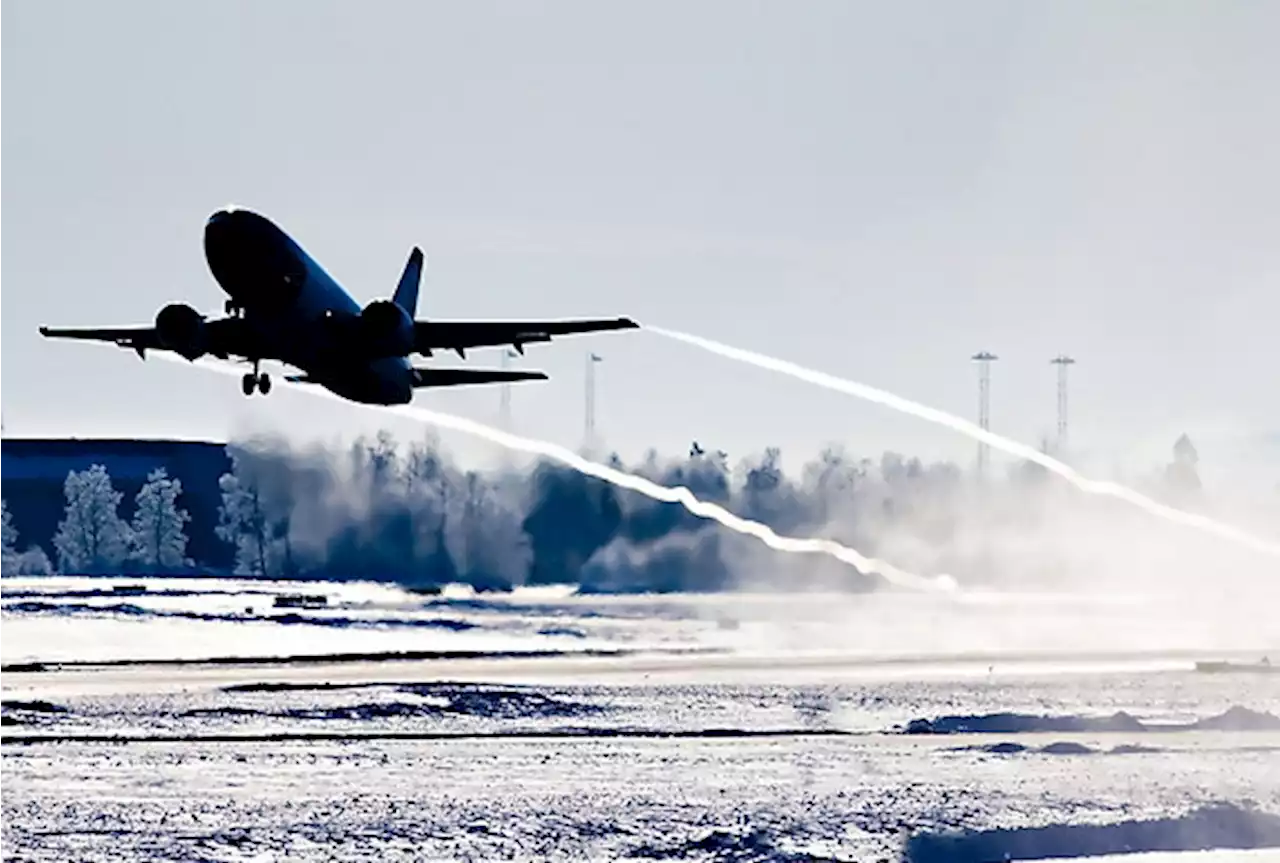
<box><xmin>161</xmin><ymin>353</ymin><xmax>956</xmax><ymax>594</ymax></box>
<box><xmin>387</xmin><ymin>404</ymin><xmax>955</xmax><ymax>592</ymax></box>
<box><xmin>647</xmin><ymin>326</ymin><xmax>1280</xmax><ymax>559</ymax></box>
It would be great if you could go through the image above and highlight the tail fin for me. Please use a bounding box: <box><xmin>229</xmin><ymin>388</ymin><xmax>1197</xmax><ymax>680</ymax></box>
<box><xmin>411</xmin><ymin>367</ymin><xmax>548</xmax><ymax>388</ymax></box>
<box><xmin>393</xmin><ymin>247</ymin><xmax>424</xmax><ymax>315</ymax></box>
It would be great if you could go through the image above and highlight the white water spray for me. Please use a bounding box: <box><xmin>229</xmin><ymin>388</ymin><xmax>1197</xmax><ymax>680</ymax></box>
<box><xmin>162</xmin><ymin>353</ymin><xmax>956</xmax><ymax>593</ymax></box>
<box><xmin>389</xmin><ymin>403</ymin><xmax>955</xmax><ymax>593</ymax></box>
<box><xmin>647</xmin><ymin>326</ymin><xmax>1280</xmax><ymax>559</ymax></box>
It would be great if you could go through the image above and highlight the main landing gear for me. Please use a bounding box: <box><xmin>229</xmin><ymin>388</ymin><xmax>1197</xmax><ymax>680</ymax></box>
<box><xmin>241</xmin><ymin>360</ymin><xmax>271</xmax><ymax>396</ymax></box>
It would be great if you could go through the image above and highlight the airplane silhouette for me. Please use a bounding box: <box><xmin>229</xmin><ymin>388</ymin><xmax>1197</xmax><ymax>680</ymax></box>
<box><xmin>40</xmin><ymin>208</ymin><xmax>639</xmax><ymax>405</ymax></box>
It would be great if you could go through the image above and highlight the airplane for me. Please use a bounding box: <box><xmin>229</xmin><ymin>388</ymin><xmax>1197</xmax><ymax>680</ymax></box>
<box><xmin>39</xmin><ymin>207</ymin><xmax>639</xmax><ymax>405</ymax></box>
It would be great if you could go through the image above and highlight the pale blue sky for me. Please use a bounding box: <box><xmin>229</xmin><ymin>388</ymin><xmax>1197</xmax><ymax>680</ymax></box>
<box><xmin>4</xmin><ymin>1</ymin><xmax>1277</xmax><ymax>482</ymax></box>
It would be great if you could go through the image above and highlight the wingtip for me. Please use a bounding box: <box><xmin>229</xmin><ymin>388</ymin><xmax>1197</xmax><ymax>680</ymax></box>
<box><xmin>622</xmin><ymin>317</ymin><xmax>641</xmax><ymax>329</ymax></box>
<box><xmin>38</xmin><ymin>326</ymin><xmax>51</xmax><ymax>337</ymax></box>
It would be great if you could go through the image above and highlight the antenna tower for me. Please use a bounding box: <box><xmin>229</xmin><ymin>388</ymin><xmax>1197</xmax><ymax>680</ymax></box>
<box><xmin>584</xmin><ymin>353</ymin><xmax>603</xmax><ymax>447</ymax></box>
<box><xmin>1050</xmin><ymin>354</ymin><xmax>1076</xmax><ymax>454</ymax></box>
<box><xmin>971</xmin><ymin>351</ymin><xmax>999</xmax><ymax>479</ymax></box>
<box><xmin>499</xmin><ymin>349</ymin><xmax>517</xmax><ymax>428</ymax></box>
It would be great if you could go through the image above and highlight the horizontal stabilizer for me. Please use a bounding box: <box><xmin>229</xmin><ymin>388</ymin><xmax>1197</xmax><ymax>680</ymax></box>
<box><xmin>283</xmin><ymin>368</ymin><xmax>546</xmax><ymax>389</ymax></box>
<box><xmin>412</xmin><ymin>367</ymin><xmax>548</xmax><ymax>389</ymax></box>
<box><xmin>414</xmin><ymin>317</ymin><xmax>639</xmax><ymax>354</ymax></box>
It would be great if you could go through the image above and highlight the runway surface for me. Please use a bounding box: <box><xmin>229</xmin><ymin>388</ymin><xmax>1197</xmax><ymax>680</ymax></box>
<box><xmin>4</xmin><ymin>576</ymin><xmax>1279</xmax><ymax>861</ymax></box>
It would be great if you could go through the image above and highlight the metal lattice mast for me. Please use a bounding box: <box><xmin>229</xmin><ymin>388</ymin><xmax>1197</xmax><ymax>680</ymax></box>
<box><xmin>971</xmin><ymin>351</ymin><xmax>998</xmax><ymax>479</ymax></box>
<box><xmin>499</xmin><ymin>349</ymin><xmax>517</xmax><ymax>429</ymax></box>
<box><xmin>1050</xmin><ymin>354</ymin><xmax>1076</xmax><ymax>454</ymax></box>
<box><xmin>585</xmin><ymin>352</ymin><xmax>602</xmax><ymax>447</ymax></box>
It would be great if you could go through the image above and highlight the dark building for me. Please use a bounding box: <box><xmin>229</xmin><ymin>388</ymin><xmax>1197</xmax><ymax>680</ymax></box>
<box><xmin>1</xmin><ymin>438</ymin><xmax>234</xmax><ymax>569</ymax></box>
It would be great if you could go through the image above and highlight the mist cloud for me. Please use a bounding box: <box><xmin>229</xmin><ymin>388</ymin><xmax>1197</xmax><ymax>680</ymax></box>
<box><xmin>214</xmin><ymin>429</ymin><xmax>1272</xmax><ymax>596</ymax></box>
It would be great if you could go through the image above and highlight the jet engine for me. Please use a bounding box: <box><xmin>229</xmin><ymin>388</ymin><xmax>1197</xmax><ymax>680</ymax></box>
<box><xmin>359</xmin><ymin>299</ymin><xmax>414</xmax><ymax>357</ymax></box>
<box><xmin>155</xmin><ymin>303</ymin><xmax>207</xmax><ymax>360</ymax></box>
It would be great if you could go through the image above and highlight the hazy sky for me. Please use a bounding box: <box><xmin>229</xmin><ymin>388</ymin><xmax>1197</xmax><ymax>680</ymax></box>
<box><xmin>4</xmin><ymin>1</ymin><xmax>1278</xmax><ymax>479</ymax></box>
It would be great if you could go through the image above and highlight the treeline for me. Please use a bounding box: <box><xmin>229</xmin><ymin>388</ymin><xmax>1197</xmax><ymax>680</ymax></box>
<box><xmin>1</xmin><ymin>431</ymin><xmax>1208</xmax><ymax>592</ymax></box>
<box><xmin>2</xmin><ymin>468</ymin><xmax>189</xmax><ymax>577</ymax></box>
<box><xmin>206</xmin><ymin>430</ymin><xmax>1212</xmax><ymax>593</ymax></box>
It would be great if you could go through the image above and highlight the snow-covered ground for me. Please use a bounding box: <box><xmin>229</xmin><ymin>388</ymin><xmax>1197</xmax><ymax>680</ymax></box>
<box><xmin>3</xmin><ymin>576</ymin><xmax>1279</xmax><ymax>861</ymax></box>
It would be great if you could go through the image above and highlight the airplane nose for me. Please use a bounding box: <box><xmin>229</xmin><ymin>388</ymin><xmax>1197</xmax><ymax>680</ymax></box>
<box><xmin>205</xmin><ymin>207</ymin><xmax>273</xmax><ymax>240</ymax></box>
<box><xmin>204</xmin><ymin>207</ymin><xmax>306</xmax><ymax>311</ymax></box>
<box><xmin>207</xmin><ymin>205</ymin><xmax>254</xmax><ymax>226</ymax></box>
<box><xmin>207</xmin><ymin>208</ymin><xmax>239</xmax><ymax>225</ymax></box>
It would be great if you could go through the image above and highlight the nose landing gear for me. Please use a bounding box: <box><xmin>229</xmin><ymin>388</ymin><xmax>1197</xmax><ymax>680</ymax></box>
<box><xmin>241</xmin><ymin>361</ymin><xmax>272</xmax><ymax>396</ymax></box>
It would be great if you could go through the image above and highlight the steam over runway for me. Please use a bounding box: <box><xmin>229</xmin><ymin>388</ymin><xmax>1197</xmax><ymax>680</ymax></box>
<box><xmin>150</xmin><ymin>323</ymin><xmax>1280</xmax><ymax>601</ymax></box>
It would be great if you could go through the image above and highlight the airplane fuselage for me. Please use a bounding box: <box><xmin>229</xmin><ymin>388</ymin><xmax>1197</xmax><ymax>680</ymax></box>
<box><xmin>203</xmin><ymin>208</ymin><xmax>414</xmax><ymax>404</ymax></box>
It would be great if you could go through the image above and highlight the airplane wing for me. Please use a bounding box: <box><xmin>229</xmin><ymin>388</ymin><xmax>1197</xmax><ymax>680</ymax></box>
<box><xmin>414</xmin><ymin>317</ymin><xmax>639</xmax><ymax>356</ymax></box>
<box><xmin>38</xmin><ymin>326</ymin><xmax>164</xmax><ymax>355</ymax></box>
<box><xmin>410</xmin><ymin>367</ymin><xmax>548</xmax><ymax>388</ymax></box>
<box><xmin>40</xmin><ymin>318</ymin><xmax>252</xmax><ymax>360</ymax></box>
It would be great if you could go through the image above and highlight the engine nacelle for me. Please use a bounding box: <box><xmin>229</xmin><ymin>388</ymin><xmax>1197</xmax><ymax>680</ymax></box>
<box><xmin>155</xmin><ymin>303</ymin><xmax>207</xmax><ymax>360</ymax></box>
<box><xmin>359</xmin><ymin>299</ymin><xmax>414</xmax><ymax>358</ymax></box>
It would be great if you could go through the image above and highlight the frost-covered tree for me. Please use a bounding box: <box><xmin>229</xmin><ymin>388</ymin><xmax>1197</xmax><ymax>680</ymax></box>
<box><xmin>217</xmin><ymin>471</ymin><xmax>273</xmax><ymax>576</ymax></box>
<box><xmin>446</xmin><ymin>470</ymin><xmax>530</xmax><ymax>590</ymax></box>
<box><xmin>365</xmin><ymin>429</ymin><xmax>401</xmax><ymax>487</ymax></box>
<box><xmin>9</xmin><ymin>546</ymin><xmax>54</xmax><ymax>576</ymax></box>
<box><xmin>404</xmin><ymin>434</ymin><xmax>445</xmax><ymax>497</ymax></box>
<box><xmin>2</xmin><ymin>499</ymin><xmax>18</xmax><ymax>575</ymax></box>
<box><xmin>53</xmin><ymin>464</ymin><xmax>131</xmax><ymax>573</ymax></box>
<box><xmin>1165</xmin><ymin>433</ymin><xmax>1202</xmax><ymax>503</ymax></box>
<box><xmin>402</xmin><ymin>436</ymin><xmax>459</xmax><ymax>587</ymax></box>
<box><xmin>2</xmin><ymin>499</ymin><xmax>16</xmax><ymax>552</ymax></box>
<box><xmin>735</xmin><ymin>447</ymin><xmax>803</xmax><ymax>533</ymax></box>
<box><xmin>130</xmin><ymin>468</ymin><xmax>190</xmax><ymax>569</ymax></box>
<box><xmin>216</xmin><ymin>441</ymin><xmax>304</xmax><ymax>578</ymax></box>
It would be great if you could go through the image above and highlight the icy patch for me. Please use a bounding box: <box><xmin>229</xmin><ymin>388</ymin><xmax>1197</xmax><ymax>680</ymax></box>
<box><xmin>903</xmin><ymin>803</ymin><xmax>1280</xmax><ymax>862</ymax></box>
<box><xmin>902</xmin><ymin>707</ymin><xmax>1280</xmax><ymax>735</ymax></box>
<box><xmin>186</xmin><ymin>683</ymin><xmax>609</xmax><ymax>723</ymax></box>
<box><xmin>948</xmin><ymin>741</ymin><xmax>1169</xmax><ymax>756</ymax></box>
<box><xmin>626</xmin><ymin>827</ymin><xmax>837</xmax><ymax>861</ymax></box>
<box><xmin>4</xmin><ymin>600</ymin><xmax>480</xmax><ymax>632</ymax></box>
<box><xmin>0</xmin><ymin>700</ymin><xmax>69</xmax><ymax>727</ymax></box>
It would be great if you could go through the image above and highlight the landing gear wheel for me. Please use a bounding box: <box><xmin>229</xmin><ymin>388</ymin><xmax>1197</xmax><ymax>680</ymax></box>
<box><xmin>257</xmin><ymin>373</ymin><xmax>272</xmax><ymax>395</ymax></box>
<box><xmin>241</xmin><ymin>373</ymin><xmax>256</xmax><ymax>396</ymax></box>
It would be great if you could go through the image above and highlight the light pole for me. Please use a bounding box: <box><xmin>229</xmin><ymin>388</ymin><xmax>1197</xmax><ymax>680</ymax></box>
<box><xmin>585</xmin><ymin>352</ymin><xmax>603</xmax><ymax>448</ymax></box>
<box><xmin>971</xmin><ymin>351</ymin><xmax>998</xmax><ymax>479</ymax></box>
